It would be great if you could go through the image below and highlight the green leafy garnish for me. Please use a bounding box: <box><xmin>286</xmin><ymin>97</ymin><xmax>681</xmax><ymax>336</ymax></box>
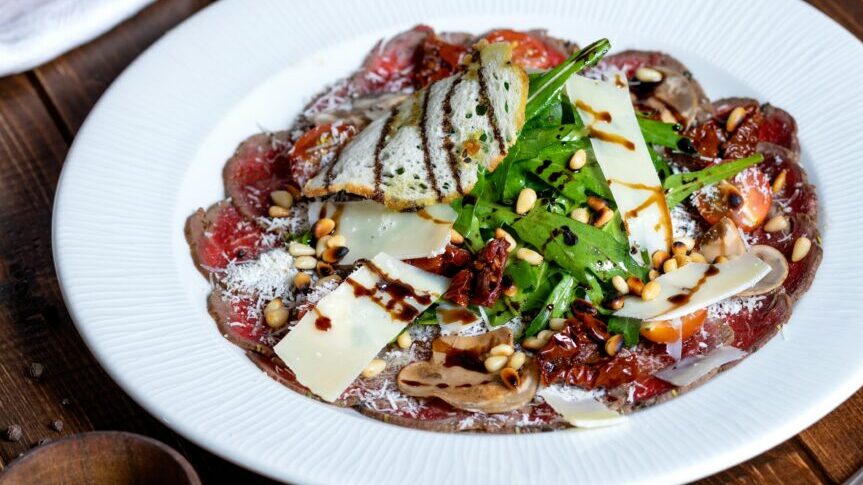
<box><xmin>511</xmin><ymin>208</ymin><xmax>647</xmax><ymax>284</ymax></box>
<box><xmin>524</xmin><ymin>274</ymin><xmax>576</xmax><ymax>337</ymax></box>
<box><xmin>525</xmin><ymin>38</ymin><xmax>611</xmax><ymax>122</ymax></box>
<box><xmin>607</xmin><ymin>316</ymin><xmax>642</xmax><ymax>347</ymax></box>
<box><xmin>664</xmin><ymin>154</ymin><xmax>764</xmax><ymax>207</ymax></box>
<box><xmin>637</xmin><ymin>117</ymin><xmax>685</xmax><ymax>150</ymax></box>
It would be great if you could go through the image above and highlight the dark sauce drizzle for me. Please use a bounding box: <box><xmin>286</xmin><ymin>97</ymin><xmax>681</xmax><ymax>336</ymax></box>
<box><xmin>609</xmin><ymin>178</ymin><xmax>673</xmax><ymax>249</ymax></box>
<box><xmin>338</xmin><ymin>260</ymin><xmax>432</xmax><ymax>324</ymax></box>
<box><xmin>667</xmin><ymin>265</ymin><xmax>721</xmax><ymax>307</ymax></box>
<box><xmin>418</xmin><ymin>89</ymin><xmax>443</xmax><ymax>200</ymax></box>
<box><xmin>372</xmin><ymin>108</ymin><xmax>399</xmax><ymax>202</ymax></box>
<box><xmin>474</xmin><ymin>60</ymin><xmax>506</xmax><ymax>154</ymax></box>
<box><xmin>441</xmin><ymin>75</ymin><xmax>465</xmax><ymax>194</ymax></box>
<box><xmin>313</xmin><ymin>308</ymin><xmax>331</xmax><ymax>331</ymax></box>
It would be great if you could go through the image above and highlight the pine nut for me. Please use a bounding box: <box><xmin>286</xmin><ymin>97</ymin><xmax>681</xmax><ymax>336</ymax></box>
<box><xmin>627</xmin><ymin>276</ymin><xmax>645</xmax><ymax>295</ymax></box>
<box><xmin>772</xmin><ymin>169</ymin><xmax>788</xmax><ymax>194</ymax></box>
<box><xmin>791</xmin><ymin>236</ymin><xmax>811</xmax><ymax>262</ymax></box>
<box><xmin>642</xmin><ymin>280</ymin><xmax>661</xmax><ymax>301</ymax></box>
<box><xmin>570</xmin><ymin>207</ymin><xmax>590</xmax><ymax>224</ymax></box>
<box><xmin>593</xmin><ymin>207</ymin><xmax>614</xmax><ymax>228</ymax></box>
<box><xmin>327</xmin><ymin>234</ymin><xmax>347</xmax><ymax>248</ymax></box>
<box><xmin>675</xmin><ymin>254</ymin><xmax>690</xmax><ymax>268</ymax></box>
<box><xmin>606</xmin><ymin>295</ymin><xmax>625</xmax><ymax>310</ymax></box>
<box><xmin>316</xmin><ymin>274</ymin><xmax>343</xmax><ymax>287</ymax></box>
<box><xmin>316</xmin><ymin>261</ymin><xmax>334</xmax><ymax>277</ymax></box>
<box><xmin>764</xmin><ymin>215</ymin><xmax>789</xmax><ymax>233</ymax></box>
<box><xmin>677</xmin><ymin>236</ymin><xmax>696</xmax><ymax>252</ymax></box>
<box><xmin>450</xmin><ymin>228</ymin><xmax>464</xmax><ymax>245</ymax></box>
<box><xmin>495</xmin><ymin>228</ymin><xmax>517</xmax><ymax>253</ymax></box>
<box><xmin>484</xmin><ymin>355</ymin><xmax>509</xmax><ymax>373</ymax></box>
<box><xmin>587</xmin><ymin>196</ymin><xmax>607</xmax><ymax>211</ymax></box>
<box><xmin>537</xmin><ymin>330</ymin><xmax>555</xmax><ymax>343</ymax></box>
<box><xmin>268</xmin><ymin>205</ymin><xmax>292</xmax><ymax>218</ymax></box>
<box><xmin>671</xmin><ymin>241</ymin><xmax>688</xmax><ymax>257</ymax></box>
<box><xmin>293</xmin><ymin>272</ymin><xmax>311</xmax><ymax>289</ymax></box>
<box><xmin>314</xmin><ymin>218</ymin><xmax>336</xmax><ymax>239</ymax></box>
<box><xmin>714</xmin><ymin>256</ymin><xmax>729</xmax><ymax>264</ymax></box>
<box><xmin>635</xmin><ymin>66</ymin><xmax>663</xmax><ymax>83</ymax></box>
<box><xmin>293</xmin><ymin>255</ymin><xmax>317</xmax><ymax>270</ymax></box>
<box><xmin>321</xmin><ymin>246</ymin><xmax>349</xmax><ymax>264</ymax></box>
<box><xmin>659</xmin><ymin>109</ymin><xmax>677</xmax><ymax>124</ymax></box>
<box><xmin>549</xmin><ymin>318</ymin><xmax>567</xmax><ymax>331</ymax></box>
<box><xmin>516</xmin><ymin>247</ymin><xmax>543</xmax><ymax>265</ymax></box>
<box><xmin>288</xmin><ymin>242</ymin><xmax>315</xmax><ymax>257</ymax></box>
<box><xmin>726</xmin><ymin>106</ymin><xmax>748</xmax><ymax>132</ymax></box>
<box><xmin>605</xmin><ymin>334</ymin><xmax>624</xmax><ymax>357</ymax></box>
<box><xmin>264</xmin><ymin>298</ymin><xmax>289</xmax><ymax>329</ymax></box>
<box><xmin>689</xmin><ymin>252</ymin><xmax>707</xmax><ymax>263</ymax></box>
<box><xmin>270</xmin><ymin>190</ymin><xmax>294</xmax><ymax>209</ymax></box>
<box><xmin>316</xmin><ymin>235</ymin><xmax>332</xmax><ymax>257</ymax></box>
<box><xmin>516</xmin><ymin>188</ymin><xmax>537</xmax><ymax>214</ymax></box>
<box><xmin>361</xmin><ymin>359</ymin><xmax>386</xmax><ymax>378</ymax></box>
<box><xmin>489</xmin><ymin>344</ymin><xmax>515</xmax><ymax>357</ymax></box>
<box><xmin>569</xmin><ymin>149</ymin><xmax>587</xmax><ymax>170</ymax></box>
<box><xmin>503</xmin><ymin>284</ymin><xmax>518</xmax><ymax>297</ymax></box>
<box><xmin>500</xmin><ymin>367</ymin><xmax>521</xmax><ymax>389</ymax></box>
<box><xmin>612</xmin><ymin>275</ymin><xmax>629</xmax><ymax>295</ymax></box>
<box><xmin>507</xmin><ymin>351</ymin><xmax>526</xmax><ymax>370</ymax></box>
<box><xmin>397</xmin><ymin>331</ymin><xmax>413</xmax><ymax>349</ymax></box>
<box><xmin>663</xmin><ymin>258</ymin><xmax>679</xmax><ymax>273</ymax></box>
<box><xmin>652</xmin><ymin>250</ymin><xmax>670</xmax><ymax>269</ymax></box>
<box><xmin>522</xmin><ymin>336</ymin><xmax>545</xmax><ymax>350</ymax></box>
<box><xmin>648</xmin><ymin>269</ymin><xmax>660</xmax><ymax>281</ymax></box>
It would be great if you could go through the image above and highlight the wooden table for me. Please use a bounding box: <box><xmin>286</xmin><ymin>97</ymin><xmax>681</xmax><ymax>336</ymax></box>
<box><xmin>0</xmin><ymin>1</ymin><xmax>860</xmax><ymax>483</ymax></box>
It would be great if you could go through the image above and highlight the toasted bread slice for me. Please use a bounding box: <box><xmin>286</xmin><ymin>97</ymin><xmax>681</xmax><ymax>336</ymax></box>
<box><xmin>303</xmin><ymin>42</ymin><xmax>528</xmax><ymax>210</ymax></box>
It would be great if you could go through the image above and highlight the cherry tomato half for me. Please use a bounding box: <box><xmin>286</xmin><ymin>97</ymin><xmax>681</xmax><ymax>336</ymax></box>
<box><xmin>694</xmin><ymin>167</ymin><xmax>772</xmax><ymax>232</ymax></box>
<box><xmin>483</xmin><ymin>30</ymin><xmax>566</xmax><ymax>70</ymax></box>
<box><xmin>640</xmin><ymin>309</ymin><xmax>708</xmax><ymax>344</ymax></box>
<box><xmin>287</xmin><ymin>123</ymin><xmax>357</xmax><ymax>187</ymax></box>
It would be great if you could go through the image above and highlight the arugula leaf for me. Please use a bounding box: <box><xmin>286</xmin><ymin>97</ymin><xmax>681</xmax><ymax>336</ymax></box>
<box><xmin>525</xmin><ymin>38</ymin><xmax>611</xmax><ymax>122</ymax></box>
<box><xmin>664</xmin><ymin>154</ymin><xmax>764</xmax><ymax>208</ymax></box>
<box><xmin>511</xmin><ymin>208</ymin><xmax>647</xmax><ymax>284</ymax></box>
<box><xmin>637</xmin><ymin>117</ymin><xmax>686</xmax><ymax>150</ymax></box>
<box><xmin>607</xmin><ymin>316</ymin><xmax>642</xmax><ymax>347</ymax></box>
<box><xmin>524</xmin><ymin>156</ymin><xmax>611</xmax><ymax>206</ymax></box>
<box><xmin>524</xmin><ymin>274</ymin><xmax>576</xmax><ymax>337</ymax></box>
<box><xmin>647</xmin><ymin>143</ymin><xmax>672</xmax><ymax>180</ymax></box>
<box><xmin>415</xmin><ymin>306</ymin><xmax>439</xmax><ymax>325</ymax></box>
<box><xmin>285</xmin><ymin>230</ymin><xmax>312</xmax><ymax>245</ymax></box>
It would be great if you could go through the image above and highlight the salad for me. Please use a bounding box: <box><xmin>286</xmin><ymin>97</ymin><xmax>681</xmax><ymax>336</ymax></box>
<box><xmin>186</xmin><ymin>26</ymin><xmax>821</xmax><ymax>431</ymax></box>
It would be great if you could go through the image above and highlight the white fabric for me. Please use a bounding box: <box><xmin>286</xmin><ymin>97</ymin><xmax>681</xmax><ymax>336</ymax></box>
<box><xmin>0</xmin><ymin>0</ymin><xmax>154</xmax><ymax>76</ymax></box>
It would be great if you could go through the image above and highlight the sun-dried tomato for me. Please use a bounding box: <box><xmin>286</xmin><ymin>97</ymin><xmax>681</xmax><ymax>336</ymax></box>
<box><xmin>723</xmin><ymin>109</ymin><xmax>763</xmax><ymax>159</ymax></box>
<box><xmin>405</xmin><ymin>244</ymin><xmax>471</xmax><ymax>277</ymax></box>
<box><xmin>537</xmin><ymin>313</ymin><xmax>642</xmax><ymax>390</ymax></box>
<box><xmin>442</xmin><ymin>268</ymin><xmax>473</xmax><ymax>307</ymax></box>
<box><xmin>413</xmin><ymin>35</ymin><xmax>468</xmax><ymax>88</ymax></box>
<box><xmin>469</xmin><ymin>237</ymin><xmax>510</xmax><ymax>307</ymax></box>
<box><xmin>685</xmin><ymin>119</ymin><xmax>726</xmax><ymax>160</ymax></box>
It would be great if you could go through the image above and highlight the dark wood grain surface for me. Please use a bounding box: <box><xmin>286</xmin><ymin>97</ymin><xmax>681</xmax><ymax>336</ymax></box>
<box><xmin>0</xmin><ymin>1</ymin><xmax>859</xmax><ymax>483</ymax></box>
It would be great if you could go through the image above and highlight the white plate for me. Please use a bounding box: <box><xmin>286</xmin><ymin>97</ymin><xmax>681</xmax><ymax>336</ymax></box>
<box><xmin>53</xmin><ymin>0</ymin><xmax>863</xmax><ymax>483</ymax></box>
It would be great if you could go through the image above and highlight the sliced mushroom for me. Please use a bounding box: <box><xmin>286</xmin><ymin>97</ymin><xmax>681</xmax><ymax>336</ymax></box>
<box><xmin>652</xmin><ymin>67</ymin><xmax>713</xmax><ymax>128</ymax></box>
<box><xmin>738</xmin><ymin>245</ymin><xmax>789</xmax><ymax>296</ymax></box>
<box><xmin>697</xmin><ymin>217</ymin><xmax>746</xmax><ymax>263</ymax></box>
<box><xmin>397</xmin><ymin>360</ymin><xmax>539</xmax><ymax>414</ymax></box>
<box><xmin>397</xmin><ymin>327</ymin><xmax>539</xmax><ymax>413</ymax></box>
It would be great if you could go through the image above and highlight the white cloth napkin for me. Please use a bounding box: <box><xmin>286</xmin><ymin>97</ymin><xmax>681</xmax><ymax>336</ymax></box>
<box><xmin>0</xmin><ymin>0</ymin><xmax>154</xmax><ymax>76</ymax></box>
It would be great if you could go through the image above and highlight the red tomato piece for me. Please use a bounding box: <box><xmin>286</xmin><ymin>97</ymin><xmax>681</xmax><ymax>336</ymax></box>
<box><xmin>483</xmin><ymin>29</ymin><xmax>566</xmax><ymax>70</ymax></box>
<box><xmin>694</xmin><ymin>166</ymin><xmax>772</xmax><ymax>232</ymax></box>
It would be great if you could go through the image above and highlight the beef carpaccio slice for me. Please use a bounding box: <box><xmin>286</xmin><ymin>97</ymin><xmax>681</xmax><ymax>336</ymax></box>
<box><xmin>188</xmin><ymin>34</ymin><xmax>822</xmax><ymax>433</ymax></box>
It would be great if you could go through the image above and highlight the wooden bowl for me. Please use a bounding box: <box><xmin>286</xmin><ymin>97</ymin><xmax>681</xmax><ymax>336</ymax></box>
<box><xmin>0</xmin><ymin>431</ymin><xmax>200</xmax><ymax>485</ymax></box>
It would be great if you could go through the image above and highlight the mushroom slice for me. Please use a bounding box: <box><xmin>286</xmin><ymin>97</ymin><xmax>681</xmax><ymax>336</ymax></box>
<box><xmin>652</xmin><ymin>67</ymin><xmax>713</xmax><ymax>128</ymax></box>
<box><xmin>397</xmin><ymin>360</ymin><xmax>539</xmax><ymax>414</ymax></box>
<box><xmin>738</xmin><ymin>245</ymin><xmax>789</xmax><ymax>296</ymax></box>
<box><xmin>397</xmin><ymin>327</ymin><xmax>539</xmax><ymax>413</ymax></box>
<box><xmin>697</xmin><ymin>217</ymin><xmax>746</xmax><ymax>263</ymax></box>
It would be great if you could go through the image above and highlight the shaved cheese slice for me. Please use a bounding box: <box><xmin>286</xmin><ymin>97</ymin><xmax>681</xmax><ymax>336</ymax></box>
<box><xmin>273</xmin><ymin>253</ymin><xmax>449</xmax><ymax>402</ymax></box>
<box><xmin>308</xmin><ymin>200</ymin><xmax>456</xmax><ymax>264</ymax></box>
<box><xmin>655</xmin><ymin>346</ymin><xmax>747</xmax><ymax>387</ymax></box>
<box><xmin>614</xmin><ymin>252</ymin><xmax>771</xmax><ymax>321</ymax></box>
<box><xmin>436</xmin><ymin>303</ymin><xmax>482</xmax><ymax>335</ymax></box>
<box><xmin>539</xmin><ymin>385</ymin><xmax>625</xmax><ymax>428</ymax></box>
<box><xmin>566</xmin><ymin>75</ymin><xmax>672</xmax><ymax>258</ymax></box>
